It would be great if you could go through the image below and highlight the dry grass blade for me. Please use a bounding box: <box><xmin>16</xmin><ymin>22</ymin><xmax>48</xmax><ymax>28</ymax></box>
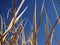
<box><xmin>52</xmin><ymin>0</ymin><xmax>60</xmax><ymax>24</ymax></box>
<box><xmin>29</xmin><ymin>22</ymin><xmax>33</xmax><ymax>45</ymax></box>
<box><xmin>27</xmin><ymin>32</ymin><xmax>34</xmax><ymax>45</ymax></box>
<box><xmin>27</xmin><ymin>32</ymin><xmax>33</xmax><ymax>45</ymax></box>
<box><xmin>0</xmin><ymin>16</ymin><xmax>3</xmax><ymax>45</ymax></box>
<box><xmin>0</xmin><ymin>15</ymin><xmax>3</xmax><ymax>31</ymax></box>
<box><xmin>15</xmin><ymin>0</ymin><xmax>25</xmax><ymax>16</ymax></box>
<box><xmin>37</xmin><ymin>0</ymin><xmax>44</xmax><ymax>32</ymax></box>
<box><xmin>33</xmin><ymin>1</ymin><xmax>37</xmax><ymax>45</ymax></box>
<box><xmin>44</xmin><ymin>7</ymin><xmax>50</xmax><ymax>45</ymax></box>
<box><xmin>45</xmin><ymin>24</ymin><xmax>49</xmax><ymax>39</ymax></box>
<box><xmin>44</xmin><ymin>7</ymin><xmax>49</xmax><ymax>37</ymax></box>
<box><xmin>34</xmin><ymin>0</ymin><xmax>36</xmax><ymax>32</ymax></box>
<box><xmin>44</xmin><ymin>9</ymin><xmax>50</xmax><ymax>44</ymax></box>
<box><xmin>24</xmin><ymin>18</ymin><xmax>29</xmax><ymax>27</ymax></box>
<box><xmin>45</xmin><ymin>23</ymin><xmax>50</xmax><ymax>45</ymax></box>
<box><xmin>4</xmin><ymin>20</ymin><xmax>7</xmax><ymax>31</ymax></box>
<box><xmin>51</xmin><ymin>29</ymin><xmax>54</xmax><ymax>45</ymax></box>
<box><xmin>15</xmin><ymin>6</ymin><xmax>28</xmax><ymax>24</ymax></box>
<box><xmin>21</xmin><ymin>20</ymin><xmax>26</xmax><ymax>45</ymax></box>
<box><xmin>41</xmin><ymin>0</ymin><xmax>44</xmax><ymax>13</ymax></box>
<box><xmin>27</xmin><ymin>22</ymin><xmax>33</xmax><ymax>45</ymax></box>
<box><xmin>13</xmin><ymin>0</ymin><xmax>16</xmax><ymax>26</ymax></box>
<box><xmin>44</xmin><ymin>7</ymin><xmax>51</xmax><ymax>26</ymax></box>
<box><xmin>7</xmin><ymin>8</ymin><xmax>11</xmax><ymax>19</ymax></box>
<box><xmin>29</xmin><ymin>21</ymin><xmax>33</xmax><ymax>31</ymax></box>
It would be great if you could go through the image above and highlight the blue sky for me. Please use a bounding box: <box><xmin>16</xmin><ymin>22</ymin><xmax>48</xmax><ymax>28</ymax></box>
<box><xmin>0</xmin><ymin>0</ymin><xmax>60</xmax><ymax>45</ymax></box>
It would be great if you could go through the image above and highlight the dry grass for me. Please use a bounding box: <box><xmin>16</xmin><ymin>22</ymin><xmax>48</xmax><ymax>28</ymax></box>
<box><xmin>0</xmin><ymin>0</ymin><xmax>60</xmax><ymax>45</ymax></box>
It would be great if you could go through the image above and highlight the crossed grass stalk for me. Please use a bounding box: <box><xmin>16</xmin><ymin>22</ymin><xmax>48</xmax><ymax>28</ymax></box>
<box><xmin>44</xmin><ymin>0</ymin><xmax>60</xmax><ymax>45</ymax></box>
<box><xmin>0</xmin><ymin>0</ymin><xmax>28</xmax><ymax>45</ymax></box>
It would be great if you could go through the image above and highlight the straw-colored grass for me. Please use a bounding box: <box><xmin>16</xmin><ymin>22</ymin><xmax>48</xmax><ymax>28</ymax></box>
<box><xmin>0</xmin><ymin>0</ymin><xmax>60</xmax><ymax>45</ymax></box>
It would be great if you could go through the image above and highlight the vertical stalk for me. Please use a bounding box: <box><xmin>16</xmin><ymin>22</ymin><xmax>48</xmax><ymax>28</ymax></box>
<box><xmin>33</xmin><ymin>0</ymin><xmax>37</xmax><ymax>45</ymax></box>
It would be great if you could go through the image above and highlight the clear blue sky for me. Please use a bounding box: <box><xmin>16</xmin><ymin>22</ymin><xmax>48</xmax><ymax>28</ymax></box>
<box><xmin>0</xmin><ymin>0</ymin><xmax>60</xmax><ymax>45</ymax></box>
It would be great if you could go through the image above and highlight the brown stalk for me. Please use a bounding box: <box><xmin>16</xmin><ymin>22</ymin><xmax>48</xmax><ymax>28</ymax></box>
<box><xmin>45</xmin><ymin>18</ymin><xmax>58</xmax><ymax>45</ymax></box>
<box><xmin>13</xmin><ymin>0</ymin><xmax>16</xmax><ymax>26</ymax></box>
<box><xmin>10</xmin><ymin>28</ymin><xmax>16</xmax><ymax>45</ymax></box>
<box><xmin>37</xmin><ymin>0</ymin><xmax>44</xmax><ymax>30</ymax></box>
<box><xmin>0</xmin><ymin>15</ymin><xmax>3</xmax><ymax>45</ymax></box>
<box><xmin>45</xmin><ymin>24</ymin><xmax>50</xmax><ymax>45</ymax></box>
<box><xmin>44</xmin><ymin>7</ymin><xmax>50</xmax><ymax>45</ymax></box>
<box><xmin>16</xmin><ymin>28</ymin><xmax>21</xmax><ymax>44</ymax></box>
<box><xmin>11</xmin><ymin>2</ymin><xmax>16</xmax><ymax>44</ymax></box>
<box><xmin>33</xmin><ymin>0</ymin><xmax>44</xmax><ymax>45</ymax></box>
<box><xmin>33</xmin><ymin>1</ymin><xmax>37</xmax><ymax>45</ymax></box>
<box><xmin>37</xmin><ymin>13</ymin><xmax>42</xmax><ymax>30</ymax></box>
